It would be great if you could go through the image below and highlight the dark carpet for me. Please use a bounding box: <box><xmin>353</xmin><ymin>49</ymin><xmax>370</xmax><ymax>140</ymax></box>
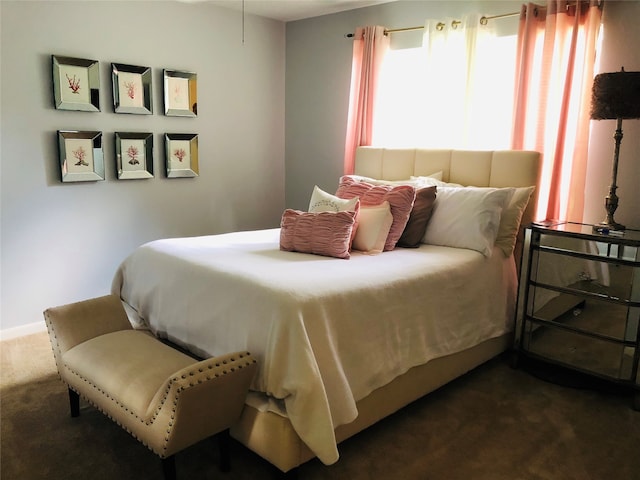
<box><xmin>1</xmin><ymin>331</ymin><xmax>639</xmax><ymax>480</ymax></box>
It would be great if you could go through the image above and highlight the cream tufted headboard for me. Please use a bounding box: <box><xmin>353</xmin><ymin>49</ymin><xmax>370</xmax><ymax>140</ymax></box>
<box><xmin>354</xmin><ymin>147</ymin><xmax>542</xmax><ymax>265</ymax></box>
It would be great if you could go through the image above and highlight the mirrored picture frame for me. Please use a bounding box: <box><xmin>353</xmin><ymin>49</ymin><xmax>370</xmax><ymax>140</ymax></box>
<box><xmin>112</xmin><ymin>63</ymin><xmax>153</xmax><ymax>114</ymax></box>
<box><xmin>57</xmin><ymin>130</ymin><xmax>104</xmax><ymax>182</ymax></box>
<box><xmin>115</xmin><ymin>132</ymin><xmax>154</xmax><ymax>180</ymax></box>
<box><xmin>52</xmin><ymin>55</ymin><xmax>100</xmax><ymax>111</ymax></box>
<box><xmin>163</xmin><ymin>70</ymin><xmax>197</xmax><ymax>117</ymax></box>
<box><xmin>165</xmin><ymin>133</ymin><xmax>198</xmax><ymax>178</ymax></box>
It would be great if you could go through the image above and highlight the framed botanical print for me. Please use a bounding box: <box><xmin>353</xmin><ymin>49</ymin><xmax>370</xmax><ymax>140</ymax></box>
<box><xmin>165</xmin><ymin>133</ymin><xmax>198</xmax><ymax>177</ymax></box>
<box><xmin>163</xmin><ymin>70</ymin><xmax>197</xmax><ymax>117</ymax></box>
<box><xmin>115</xmin><ymin>132</ymin><xmax>154</xmax><ymax>180</ymax></box>
<box><xmin>57</xmin><ymin>130</ymin><xmax>104</xmax><ymax>182</ymax></box>
<box><xmin>112</xmin><ymin>63</ymin><xmax>153</xmax><ymax>114</ymax></box>
<box><xmin>52</xmin><ymin>55</ymin><xmax>100</xmax><ymax>111</ymax></box>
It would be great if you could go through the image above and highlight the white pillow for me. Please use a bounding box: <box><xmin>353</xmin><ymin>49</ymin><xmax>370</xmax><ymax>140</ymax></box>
<box><xmin>410</xmin><ymin>175</ymin><xmax>463</xmax><ymax>188</ymax></box>
<box><xmin>308</xmin><ymin>185</ymin><xmax>359</xmax><ymax>212</ymax></box>
<box><xmin>495</xmin><ymin>186</ymin><xmax>535</xmax><ymax>257</ymax></box>
<box><xmin>422</xmin><ymin>187</ymin><xmax>515</xmax><ymax>257</ymax></box>
<box><xmin>423</xmin><ymin>170</ymin><xmax>443</xmax><ymax>181</ymax></box>
<box><xmin>352</xmin><ymin>201</ymin><xmax>393</xmax><ymax>254</ymax></box>
<box><xmin>344</xmin><ymin>175</ymin><xmax>424</xmax><ymax>188</ymax></box>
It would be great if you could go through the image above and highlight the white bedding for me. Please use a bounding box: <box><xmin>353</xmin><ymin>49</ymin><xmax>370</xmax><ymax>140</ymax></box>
<box><xmin>111</xmin><ymin>228</ymin><xmax>518</xmax><ymax>465</ymax></box>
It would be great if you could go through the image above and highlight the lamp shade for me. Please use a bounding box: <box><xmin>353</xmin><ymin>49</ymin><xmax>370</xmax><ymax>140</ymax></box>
<box><xmin>591</xmin><ymin>68</ymin><xmax>640</xmax><ymax>120</ymax></box>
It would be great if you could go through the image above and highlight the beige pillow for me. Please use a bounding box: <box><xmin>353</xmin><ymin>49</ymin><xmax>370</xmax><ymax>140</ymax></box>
<box><xmin>495</xmin><ymin>186</ymin><xmax>535</xmax><ymax>257</ymax></box>
<box><xmin>352</xmin><ymin>202</ymin><xmax>394</xmax><ymax>254</ymax></box>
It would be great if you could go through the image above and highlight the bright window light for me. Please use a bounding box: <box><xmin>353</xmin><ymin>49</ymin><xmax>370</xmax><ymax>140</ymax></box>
<box><xmin>372</xmin><ymin>32</ymin><xmax>518</xmax><ymax>150</ymax></box>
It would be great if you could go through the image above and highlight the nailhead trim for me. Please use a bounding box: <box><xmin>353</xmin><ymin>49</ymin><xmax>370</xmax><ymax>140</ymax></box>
<box><xmin>60</xmin><ymin>350</ymin><xmax>255</xmax><ymax>457</ymax></box>
<box><xmin>43</xmin><ymin>312</ymin><xmax>64</xmax><ymax>382</ymax></box>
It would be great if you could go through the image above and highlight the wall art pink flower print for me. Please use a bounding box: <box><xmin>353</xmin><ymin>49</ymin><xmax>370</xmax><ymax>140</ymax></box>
<box><xmin>73</xmin><ymin>146</ymin><xmax>89</xmax><ymax>166</ymax></box>
<box><xmin>117</xmin><ymin>72</ymin><xmax>144</xmax><ymax>108</ymax></box>
<box><xmin>165</xmin><ymin>136</ymin><xmax>197</xmax><ymax>177</ymax></box>
<box><xmin>61</xmin><ymin>137</ymin><xmax>96</xmax><ymax>178</ymax></box>
<box><xmin>127</xmin><ymin>145</ymin><xmax>140</xmax><ymax>165</ymax></box>
<box><xmin>173</xmin><ymin>148</ymin><xmax>187</xmax><ymax>162</ymax></box>
<box><xmin>124</xmin><ymin>81</ymin><xmax>136</xmax><ymax>100</ymax></box>
<box><xmin>66</xmin><ymin>74</ymin><xmax>81</xmax><ymax>94</ymax></box>
<box><xmin>167</xmin><ymin>77</ymin><xmax>190</xmax><ymax>111</ymax></box>
<box><xmin>56</xmin><ymin>61</ymin><xmax>92</xmax><ymax>107</ymax></box>
<box><xmin>64</xmin><ymin>138</ymin><xmax>93</xmax><ymax>173</ymax></box>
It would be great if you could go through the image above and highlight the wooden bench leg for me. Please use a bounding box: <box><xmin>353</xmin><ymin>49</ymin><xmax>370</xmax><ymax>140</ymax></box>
<box><xmin>219</xmin><ymin>428</ymin><xmax>231</xmax><ymax>473</ymax></box>
<box><xmin>162</xmin><ymin>456</ymin><xmax>176</xmax><ymax>480</ymax></box>
<box><xmin>68</xmin><ymin>388</ymin><xmax>80</xmax><ymax>417</ymax></box>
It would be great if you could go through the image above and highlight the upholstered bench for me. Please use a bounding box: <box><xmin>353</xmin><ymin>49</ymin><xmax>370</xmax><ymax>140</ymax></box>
<box><xmin>44</xmin><ymin>294</ymin><xmax>257</xmax><ymax>480</ymax></box>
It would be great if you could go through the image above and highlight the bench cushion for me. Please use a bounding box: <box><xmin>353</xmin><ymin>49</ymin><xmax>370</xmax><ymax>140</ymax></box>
<box><xmin>63</xmin><ymin>330</ymin><xmax>196</xmax><ymax>418</ymax></box>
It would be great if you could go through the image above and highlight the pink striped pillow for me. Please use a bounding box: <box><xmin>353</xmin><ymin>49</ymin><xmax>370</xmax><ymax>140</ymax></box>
<box><xmin>280</xmin><ymin>209</ymin><xmax>356</xmax><ymax>259</ymax></box>
<box><xmin>336</xmin><ymin>176</ymin><xmax>416</xmax><ymax>251</ymax></box>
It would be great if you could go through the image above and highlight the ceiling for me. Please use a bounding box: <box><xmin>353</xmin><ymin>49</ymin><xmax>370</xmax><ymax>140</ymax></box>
<box><xmin>187</xmin><ymin>0</ymin><xmax>397</xmax><ymax>22</ymax></box>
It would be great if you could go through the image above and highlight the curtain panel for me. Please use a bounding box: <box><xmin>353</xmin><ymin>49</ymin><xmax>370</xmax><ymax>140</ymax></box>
<box><xmin>343</xmin><ymin>26</ymin><xmax>389</xmax><ymax>175</ymax></box>
<box><xmin>420</xmin><ymin>13</ymin><xmax>496</xmax><ymax>148</ymax></box>
<box><xmin>511</xmin><ymin>0</ymin><xmax>602</xmax><ymax>222</ymax></box>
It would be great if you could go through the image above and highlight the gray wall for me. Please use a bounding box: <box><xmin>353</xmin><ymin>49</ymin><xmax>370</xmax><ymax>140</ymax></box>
<box><xmin>0</xmin><ymin>1</ymin><xmax>285</xmax><ymax>333</ymax></box>
<box><xmin>584</xmin><ymin>1</ymin><xmax>640</xmax><ymax>229</ymax></box>
<box><xmin>285</xmin><ymin>0</ymin><xmax>640</xmax><ymax>230</ymax></box>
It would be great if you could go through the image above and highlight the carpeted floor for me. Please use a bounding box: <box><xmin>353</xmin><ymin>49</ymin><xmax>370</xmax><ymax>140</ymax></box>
<box><xmin>1</xmin><ymin>331</ymin><xmax>639</xmax><ymax>480</ymax></box>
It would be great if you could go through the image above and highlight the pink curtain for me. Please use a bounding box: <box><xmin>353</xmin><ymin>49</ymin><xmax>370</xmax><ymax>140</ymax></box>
<box><xmin>511</xmin><ymin>1</ymin><xmax>602</xmax><ymax>222</ymax></box>
<box><xmin>343</xmin><ymin>26</ymin><xmax>389</xmax><ymax>175</ymax></box>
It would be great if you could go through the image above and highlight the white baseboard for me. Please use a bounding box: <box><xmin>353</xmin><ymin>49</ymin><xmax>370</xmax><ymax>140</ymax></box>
<box><xmin>0</xmin><ymin>321</ymin><xmax>47</xmax><ymax>341</ymax></box>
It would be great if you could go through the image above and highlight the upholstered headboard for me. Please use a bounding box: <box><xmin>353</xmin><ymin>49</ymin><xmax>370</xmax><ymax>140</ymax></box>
<box><xmin>354</xmin><ymin>147</ymin><xmax>541</xmax><ymax>265</ymax></box>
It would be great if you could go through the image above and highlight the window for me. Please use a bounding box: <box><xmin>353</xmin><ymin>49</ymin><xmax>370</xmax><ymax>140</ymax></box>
<box><xmin>372</xmin><ymin>19</ymin><xmax>518</xmax><ymax>150</ymax></box>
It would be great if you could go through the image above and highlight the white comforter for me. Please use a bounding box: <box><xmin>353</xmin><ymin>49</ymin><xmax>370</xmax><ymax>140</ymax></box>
<box><xmin>111</xmin><ymin>228</ymin><xmax>517</xmax><ymax>465</ymax></box>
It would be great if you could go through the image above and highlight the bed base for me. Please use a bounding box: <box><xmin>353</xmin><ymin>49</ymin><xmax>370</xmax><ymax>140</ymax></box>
<box><xmin>230</xmin><ymin>333</ymin><xmax>511</xmax><ymax>473</ymax></box>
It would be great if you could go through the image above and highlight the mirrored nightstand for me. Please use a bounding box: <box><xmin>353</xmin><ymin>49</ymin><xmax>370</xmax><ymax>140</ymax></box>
<box><xmin>514</xmin><ymin>222</ymin><xmax>640</xmax><ymax>410</ymax></box>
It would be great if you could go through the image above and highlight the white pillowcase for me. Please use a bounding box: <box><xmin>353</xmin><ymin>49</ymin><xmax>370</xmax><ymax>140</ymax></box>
<box><xmin>308</xmin><ymin>185</ymin><xmax>359</xmax><ymax>212</ymax></box>
<box><xmin>422</xmin><ymin>170</ymin><xmax>443</xmax><ymax>181</ymax></box>
<box><xmin>345</xmin><ymin>171</ymin><xmax>441</xmax><ymax>187</ymax></box>
<box><xmin>410</xmin><ymin>175</ymin><xmax>463</xmax><ymax>188</ymax></box>
<box><xmin>352</xmin><ymin>201</ymin><xmax>393</xmax><ymax>254</ymax></box>
<box><xmin>422</xmin><ymin>187</ymin><xmax>515</xmax><ymax>257</ymax></box>
<box><xmin>344</xmin><ymin>175</ymin><xmax>424</xmax><ymax>188</ymax></box>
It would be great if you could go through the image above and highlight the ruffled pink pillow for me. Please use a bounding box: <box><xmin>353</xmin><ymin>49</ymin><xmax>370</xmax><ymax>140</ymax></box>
<box><xmin>280</xmin><ymin>209</ymin><xmax>356</xmax><ymax>259</ymax></box>
<box><xmin>336</xmin><ymin>176</ymin><xmax>416</xmax><ymax>251</ymax></box>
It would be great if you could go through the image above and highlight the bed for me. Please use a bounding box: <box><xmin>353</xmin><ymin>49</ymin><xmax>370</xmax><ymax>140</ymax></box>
<box><xmin>111</xmin><ymin>147</ymin><xmax>541</xmax><ymax>473</ymax></box>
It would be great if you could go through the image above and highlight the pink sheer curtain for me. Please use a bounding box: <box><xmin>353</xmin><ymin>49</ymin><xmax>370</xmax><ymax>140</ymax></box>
<box><xmin>343</xmin><ymin>26</ymin><xmax>389</xmax><ymax>175</ymax></box>
<box><xmin>511</xmin><ymin>1</ymin><xmax>602</xmax><ymax>222</ymax></box>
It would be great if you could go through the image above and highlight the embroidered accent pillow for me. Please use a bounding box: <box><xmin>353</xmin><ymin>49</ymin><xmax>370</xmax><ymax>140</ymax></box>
<box><xmin>308</xmin><ymin>185</ymin><xmax>360</xmax><ymax>213</ymax></box>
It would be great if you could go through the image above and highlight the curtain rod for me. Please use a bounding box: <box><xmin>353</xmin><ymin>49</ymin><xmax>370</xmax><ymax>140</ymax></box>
<box><xmin>344</xmin><ymin>11</ymin><xmax>519</xmax><ymax>38</ymax></box>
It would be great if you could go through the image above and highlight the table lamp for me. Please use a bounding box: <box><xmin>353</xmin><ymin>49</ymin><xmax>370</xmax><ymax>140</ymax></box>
<box><xmin>590</xmin><ymin>67</ymin><xmax>640</xmax><ymax>231</ymax></box>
